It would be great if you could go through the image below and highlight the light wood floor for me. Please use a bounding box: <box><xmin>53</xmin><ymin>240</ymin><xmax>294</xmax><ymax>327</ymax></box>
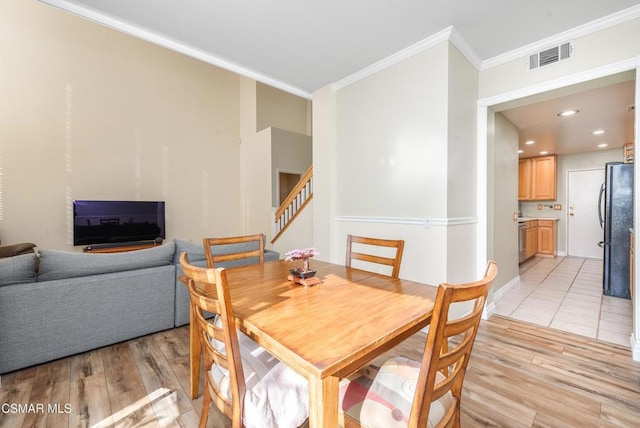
<box><xmin>2</xmin><ymin>315</ymin><xmax>640</xmax><ymax>427</ymax></box>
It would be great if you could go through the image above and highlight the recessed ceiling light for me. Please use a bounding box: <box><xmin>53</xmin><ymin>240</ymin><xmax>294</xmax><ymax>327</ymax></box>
<box><xmin>525</xmin><ymin>140</ymin><xmax>535</xmax><ymax>145</ymax></box>
<box><xmin>593</xmin><ymin>129</ymin><xmax>606</xmax><ymax>135</ymax></box>
<box><xmin>598</xmin><ymin>143</ymin><xmax>609</xmax><ymax>148</ymax></box>
<box><xmin>557</xmin><ymin>109</ymin><xmax>579</xmax><ymax>117</ymax></box>
<box><xmin>518</xmin><ymin>149</ymin><xmax>524</xmax><ymax>154</ymax></box>
<box><xmin>540</xmin><ymin>151</ymin><xmax>549</xmax><ymax>155</ymax></box>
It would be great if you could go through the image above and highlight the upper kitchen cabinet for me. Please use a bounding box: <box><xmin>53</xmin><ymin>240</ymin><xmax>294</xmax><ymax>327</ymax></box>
<box><xmin>518</xmin><ymin>159</ymin><xmax>532</xmax><ymax>200</ymax></box>
<box><xmin>518</xmin><ymin>155</ymin><xmax>557</xmax><ymax>201</ymax></box>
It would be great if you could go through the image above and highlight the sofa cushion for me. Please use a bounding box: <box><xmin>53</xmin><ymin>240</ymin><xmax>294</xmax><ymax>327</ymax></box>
<box><xmin>174</xmin><ymin>236</ymin><xmax>278</xmax><ymax>267</ymax></box>
<box><xmin>37</xmin><ymin>241</ymin><xmax>176</xmax><ymax>281</ymax></box>
<box><xmin>0</xmin><ymin>253</ymin><xmax>37</xmax><ymax>287</ymax></box>
<box><xmin>173</xmin><ymin>239</ymin><xmax>206</xmax><ymax>264</ymax></box>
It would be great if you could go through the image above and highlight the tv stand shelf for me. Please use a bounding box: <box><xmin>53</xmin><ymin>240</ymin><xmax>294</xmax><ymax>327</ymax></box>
<box><xmin>83</xmin><ymin>243</ymin><xmax>159</xmax><ymax>253</ymax></box>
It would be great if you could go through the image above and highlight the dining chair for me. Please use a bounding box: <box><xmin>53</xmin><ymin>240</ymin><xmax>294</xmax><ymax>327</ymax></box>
<box><xmin>345</xmin><ymin>234</ymin><xmax>405</xmax><ymax>278</ymax></box>
<box><xmin>339</xmin><ymin>261</ymin><xmax>498</xmax><ymax>428</ymax></box>
<box><xmin>180</xmin><ymin>253</ymin><xmax>309</xmax><ymax>428</ymax></box>
<box><xmin>203</xmin><ymin>233</ymin><xmax>265</xmax><ymax>269</ymax></box>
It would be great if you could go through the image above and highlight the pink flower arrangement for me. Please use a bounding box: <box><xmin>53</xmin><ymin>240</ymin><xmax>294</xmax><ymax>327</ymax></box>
<box><xmin>284</xmin><ymin>247</ymin><xmax>319</xmax><ymax>261</ymax></box>
<box><xmin>285</xmin><ymin>247</ymin><xmax>319</xmax><ymax>272</ymax></box>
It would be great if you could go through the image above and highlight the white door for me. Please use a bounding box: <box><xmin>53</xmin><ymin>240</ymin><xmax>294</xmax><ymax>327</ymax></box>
<box><xmin>567</xmin><ymin>168</ymin><xmax>605</xmax><ymax>258</ymax></box>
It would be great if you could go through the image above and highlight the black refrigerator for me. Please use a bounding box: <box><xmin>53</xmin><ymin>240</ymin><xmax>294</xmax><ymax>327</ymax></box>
<box><xmin>599</xmin><ymin>162</ymin><xmax>634</xmax><ymax>299</ymax></box>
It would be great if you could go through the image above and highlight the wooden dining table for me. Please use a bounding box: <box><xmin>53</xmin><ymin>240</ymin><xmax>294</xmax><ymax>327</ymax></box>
<box><xmin>184</xmin><ymin>259</ymin><xmax>437</xmax><ymax>428</ymax></box>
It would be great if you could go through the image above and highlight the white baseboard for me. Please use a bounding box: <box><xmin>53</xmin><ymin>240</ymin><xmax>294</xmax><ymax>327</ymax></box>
<box><xmin>493</xmin><ymin>275</ymin><xmax>521</xmax><ymax>302</ymax></box>
<box><xmin>631</xmin><ymin>335</ymin><xmax>640</xmax><ymax>361</ymax></box>
<box><xmin>483</xmin><ymin>302</ymin><xmax>495</xmax><ymax>319</ymax></box>
<box><xmin>483</xmin><ymin>275</ymin><xmax>521</xmax><ymax>320</ymax></box>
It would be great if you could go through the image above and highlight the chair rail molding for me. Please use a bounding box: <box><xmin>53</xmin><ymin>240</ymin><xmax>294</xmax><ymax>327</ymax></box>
<box><xmin>335</xmin><ymin>215</ymin><xmax>477</xmax><ymax>227</ymax></box>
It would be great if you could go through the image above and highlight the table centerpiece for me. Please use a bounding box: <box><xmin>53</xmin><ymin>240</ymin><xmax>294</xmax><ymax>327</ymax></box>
<box><xmin>285</xmin><ymin>247</ymin><xmax>320</xmax><ymax>285</ymax></box>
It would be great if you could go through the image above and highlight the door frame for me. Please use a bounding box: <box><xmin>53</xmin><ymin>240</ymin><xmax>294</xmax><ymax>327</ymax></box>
<box><xmin>477</xmin><ymin>56</ymin><xmax>640</xmax><ymax>359</ymax></box>
<box><xmin>565</xmin><ymin>167</ymin><xmax>605</xmax><ymax>259</ymax></box>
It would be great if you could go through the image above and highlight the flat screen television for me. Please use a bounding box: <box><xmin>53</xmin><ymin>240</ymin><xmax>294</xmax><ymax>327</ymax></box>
<box><xmin>73</xmin><ymin>200</ymin><xmax>166</xmax><ymax>247</ymax></box>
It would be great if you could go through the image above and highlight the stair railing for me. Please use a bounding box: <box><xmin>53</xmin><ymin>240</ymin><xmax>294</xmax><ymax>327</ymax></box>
<box><xmin>271</xmin><ymin>165</ymin><xmax>313</xmax><ymax>243</ymax></box>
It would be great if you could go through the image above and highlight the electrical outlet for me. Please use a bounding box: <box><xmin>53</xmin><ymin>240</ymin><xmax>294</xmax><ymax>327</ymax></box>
<box><xmin>513</xmin><ymin>212</ymin><xmax>518</xmax><ymax>221</ymax></box>
<box><xmin>537</xmin><ymin>204</ymin><xmax>543</xmax><ymax>210</ymax></box>
<box><xmin>554</xmin><ymin>204</ymin><xmax>562</xmax><ymax>210</ymax></box>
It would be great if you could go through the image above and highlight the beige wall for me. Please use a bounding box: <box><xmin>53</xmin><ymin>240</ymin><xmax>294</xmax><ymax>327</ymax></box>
<box><xmin>1</xmin><ymin>2</ymin><xmax>313</xmax><ymax>251</ymax></box>
<box><xmin>336</xmin><ymin>43</ymin><xmax>449</xmax><ymax>219</ymax></box>
<box><xmin>240</xmin><ymin>79</ymin><xmax>312</xmax><ymax>243</ymax></box>
<box><xmin>311</xmin><ymin>86</ymin><xmax>337</xmax><ymax>263</ymax></box>
<box><xmin>314</xmin><ymin>41</ymin><xmax>480</xmax><ymax>287</ymax></box>
<box><xmin>445</xmin><ymin>44</ymin><xmax>480</xmax><ymax>283</ymax></box>
<box><xmin>447</xmin><ymin>44</ymin><xmax>479</xmax><ymax>218</ymax></box>
<box><xmin>270</xmin><ymin>128</ymin><xmax>312</xmax><ymax>207</ymax></box>
<box><xmin>490</xmin><ymin>113</ymin><xmax>520</xmax><ymax>294</ymax></box>
<box><xmin>0</xmin><ymin>1</ymin><xmax>245</xmax><ymax>250</ymax></box>
<box><xmin>331</xmin><ymin>42</ymin><xmax>450</xmax><ymax>284</ymax></box>
<box><xmin>257</xmin><ymin>83</ymin><xmax>312</xmax><ymax>135</ymax></box>
<box><xmin>239</xmin><ymin>78</ymin><xmax>272</xmax><ymax>240</ymax></box>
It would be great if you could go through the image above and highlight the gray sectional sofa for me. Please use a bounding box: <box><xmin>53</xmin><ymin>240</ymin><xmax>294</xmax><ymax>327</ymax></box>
<box><xmin>172</xmin><ymin>239</ymin><xmax>280</xmax><ymax>326</ymax></box>
<box><xmin>0</xmin><ymin>238</ymin><xmax>278</xmax><ymax>374</ymax></box>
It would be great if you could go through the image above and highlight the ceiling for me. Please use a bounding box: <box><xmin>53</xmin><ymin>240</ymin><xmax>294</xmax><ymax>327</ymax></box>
<box><xmin>499</xmin><ymin>73</ymin><xmax>636</xmax><ymax>158</ymax></box>
<box><xmin>41</xmin><ymin>0</ymin><xmax>640</xmax><ymax>97</ymax></box>
<box><xmin>40</xmin><ymin>0</ymin><xmax>639</xmax><ymax>156</ymax></box>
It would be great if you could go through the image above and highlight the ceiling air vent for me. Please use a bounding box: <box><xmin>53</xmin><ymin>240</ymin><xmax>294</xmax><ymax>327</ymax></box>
<box><xmin>528</xmin><ymin>41</ymin><xmax>573</xmax><ymax>71</ymax></box>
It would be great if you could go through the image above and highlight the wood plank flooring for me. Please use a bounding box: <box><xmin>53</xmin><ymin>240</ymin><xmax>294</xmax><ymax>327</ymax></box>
<box><xmin>1</xmin><ymin>315</ymin><xmax>640</xmax><ymax>427</ymax></box>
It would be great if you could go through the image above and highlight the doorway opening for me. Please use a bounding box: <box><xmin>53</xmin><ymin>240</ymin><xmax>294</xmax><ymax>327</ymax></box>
<box><xmin>278</xmin><ymin>171</ymin><xmax>302</xmax><ymax>205</ymax></box>
<box><xmin>482</xmin><ymin>67</ymin><xmax>638</xmax><ymax>350</ymax></box>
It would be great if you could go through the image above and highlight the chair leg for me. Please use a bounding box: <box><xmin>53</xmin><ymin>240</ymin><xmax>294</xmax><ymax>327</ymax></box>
<box><xmin>199</xmin><ymin>387</ymin><xmax>212</xmax><ymax>428</ymax></box>
<box><xmin>453</xmin><ymin>399</ymin><xmax>461</xmax><ymax>428</ymax></box>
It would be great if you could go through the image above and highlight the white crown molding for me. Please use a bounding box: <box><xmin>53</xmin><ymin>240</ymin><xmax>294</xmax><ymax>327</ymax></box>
<box><xmin>38</xmin><ymin>0</ymin><xmax>313</xmax><ymax>99</ymax></box>
<box><xmin>448</xmin><ymin>26</ymin><xmax>483</xmax><ymax>70</ymax></box>
<box><xmin>481</xmin><ymin>4</ymin><xmax>640</xmax><ymax>70</ymax></box>
<box><xmin>335</xmin><ymin>215</ymin><xmax>477</xmax><ymax>227</ymax></box>
<box><xmin>332</xmin><ymin>25</ymin><xmax>482</xmax><ymax>91</ymax></box>
<box><xmin>333</xmin><ymin>26</ymin><xmax>482</xmax><ymax>91</ymax></box>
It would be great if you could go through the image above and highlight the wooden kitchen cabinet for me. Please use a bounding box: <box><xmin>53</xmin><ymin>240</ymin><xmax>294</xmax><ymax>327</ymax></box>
<box><xmin>537</xmin><ymin>220</ymin><xmax>556</xmax><ymax>256</ymax></box>
<box><xmin>518</xmin><ymin>159</ymin><xmax>532</xmax><ymax>200</ymax></box>
<box><xmin>518</xmin><ymin>155</ymin><xmax>557</xmax><ymax>201</ymax></box>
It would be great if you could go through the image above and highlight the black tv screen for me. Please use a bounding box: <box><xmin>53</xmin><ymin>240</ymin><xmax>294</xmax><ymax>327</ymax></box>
<box><xmin>73</xmin><ymin>200</ymin><xmax>166</xmax><ymax>246</ymax></box>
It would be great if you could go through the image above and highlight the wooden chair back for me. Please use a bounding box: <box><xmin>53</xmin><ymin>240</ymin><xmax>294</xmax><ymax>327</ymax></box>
<box><xmin>345</xmin><ymin>234</ymin><xmax>405</xmax><ymax>278</ymax></box>
<box><xmin>410</xmin><ymin>261</ymin><xmax>497</xmax><ymax>427</ymax></box>
<box><xmin>179</xmin><ymin>252</ymin><xmax>246</xmax><ymax>427</ymax></box>
<box><xmin>203</xmin><ymin>233</ymin><xmax>265</xmax><ymax>268</ymax></box>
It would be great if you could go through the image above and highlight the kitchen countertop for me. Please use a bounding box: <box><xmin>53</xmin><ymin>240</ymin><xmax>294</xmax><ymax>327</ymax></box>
<box><xmin>518</xmin><ymin>217</ymin><xmax>559</xmax><ymax>222</ymax></box>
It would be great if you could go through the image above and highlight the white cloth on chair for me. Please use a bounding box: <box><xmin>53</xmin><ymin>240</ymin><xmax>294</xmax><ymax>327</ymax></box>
<box><xmin>209</xmin><ymin>316</ymin><xmax>309</xmax><ymax>428</ymax></box>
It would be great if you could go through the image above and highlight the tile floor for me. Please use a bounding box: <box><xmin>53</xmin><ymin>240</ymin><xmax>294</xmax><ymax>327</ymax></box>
<box><xmin>494</xmin><ymin>256</ymin><xmax>633</xmax><ymax>347</ymax></box>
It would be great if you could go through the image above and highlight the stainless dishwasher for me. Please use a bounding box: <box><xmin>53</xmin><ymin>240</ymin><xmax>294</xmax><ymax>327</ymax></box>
<box><xmin>518</xmin><ymin>222</ymin><xmax>527</xmax><ymax>263</ymax></box>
